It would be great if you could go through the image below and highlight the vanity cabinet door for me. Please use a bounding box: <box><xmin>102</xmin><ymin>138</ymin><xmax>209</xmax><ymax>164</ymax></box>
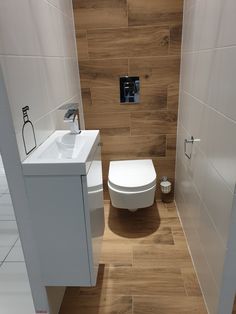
<box><xmin>82</xmin><ymin>145</ymin><xmax>105</xmax><ymax>285</ymax></box>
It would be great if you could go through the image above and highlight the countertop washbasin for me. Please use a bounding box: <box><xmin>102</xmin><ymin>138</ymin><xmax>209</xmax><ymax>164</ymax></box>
<box><xmin>22</xmin><ymin>130</ymin><xmax>100</xmax><ymax>176</ymax></box>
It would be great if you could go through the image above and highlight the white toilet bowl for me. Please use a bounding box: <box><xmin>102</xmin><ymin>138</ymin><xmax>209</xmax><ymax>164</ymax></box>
<box><xmin>108</xmin><ymin>159</ymin><xmax>156</xmax><ymax>212</ymax></box>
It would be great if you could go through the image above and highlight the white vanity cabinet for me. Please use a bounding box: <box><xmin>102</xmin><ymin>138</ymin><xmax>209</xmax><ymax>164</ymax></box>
<box><xmin>22</xmin><ymin>131</ymin><xmax>104</xmax><ymax>286</ymax></box>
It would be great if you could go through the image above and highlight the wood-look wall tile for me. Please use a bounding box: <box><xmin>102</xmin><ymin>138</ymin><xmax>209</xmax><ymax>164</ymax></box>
<box><xmin>84</xmin><ymin>112</ymin><xmax>131</xmax><ymax>136</ymax></box>
<box><xmin>169</xmin><ymin>24</ymin><xmax>182</xmax><ymax>55</ymax></box>
<box><xmin>80</xmin><ymin>59</ymin><xmax>128</xmax><ymax>88</ymax></box>
<box><xmin>73</xmin><ymin>0</ymin><xmax>128</xmax><ymax>30</ymax></box>
<box><xmin>75</xmin><ymin>29</ymin><xmax>89</xmax><ymax>60</ymax></box>
<box><xmin>84</xmin><ymin>85</ymin><xmax>168</xmax><ymax>113</ymax></box>
<box><xmin>128</xmin><ymin>0</ymin><xmax>183</xmax><ymax>27</ymax></box>
<box><xmin>133</xmin><ymin>296</ymin><xmax>207</xmax><ymax>314</ymax></box>
<box><xmin>101</xmin><ymin>135</ymin><xmax>166</xmax><ymax>159</ymax></box>
<box><xmin>167</xmin><ymin>83</ymin><xmax>179</xmax><ymax>110</ymax></box>
<box><xmin>130</xmin><ymin>110</ymin><xmax>177</xmax><ymax>135</ymax></box>
<box><xmin>153</xmin><ymin>157</ymin><xmax>176</xmax><ymax>180</ymax></box>
<box><xmin>129</xmin><ymin>56</ymin><xmax>180</xmax><ymax>86</ymax></box>
<box><xmin>167</xmin><ymin>134</ymin><xmax>177</xmax><ymax>156</ymax></box>
<box><xmin>87</xmin><ymin>26</ymin><xmax>169</xmax><ymax>59</ymax></box>
<box><xmin>81</xmin><ymin>88</ymin><xmax>92</xmax><ymax>108</ymax></box>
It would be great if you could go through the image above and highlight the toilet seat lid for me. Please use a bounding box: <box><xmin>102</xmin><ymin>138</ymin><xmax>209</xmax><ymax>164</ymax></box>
<box><xmin>108</xmin><ymin>159</ymin><xmax>156</xmax><ymax>192</ymax></box>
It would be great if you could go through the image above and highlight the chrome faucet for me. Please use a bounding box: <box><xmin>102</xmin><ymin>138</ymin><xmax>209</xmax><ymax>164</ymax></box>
<box><xmin>64</xmin><ymin>108</ymin><xmax>81</xmax><ymax>134</ymax></box>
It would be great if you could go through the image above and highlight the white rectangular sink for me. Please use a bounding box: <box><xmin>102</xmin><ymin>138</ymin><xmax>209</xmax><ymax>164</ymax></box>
<box><xmin>22</xmin><ymin>130</ymin><xmax>100</xmax><ymax>176</ymax></box>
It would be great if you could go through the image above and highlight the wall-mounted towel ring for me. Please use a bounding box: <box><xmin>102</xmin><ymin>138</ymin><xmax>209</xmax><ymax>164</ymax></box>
<box><xmin>184</xmin><ymin>136</ymin><xmax>200</xmax><ymax>159</ymax></box>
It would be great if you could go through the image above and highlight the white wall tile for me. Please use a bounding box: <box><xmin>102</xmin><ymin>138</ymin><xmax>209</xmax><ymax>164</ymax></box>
<box><xmin>0</xmin><ymin>56</ymin><xmax>49</xmax><ymax>134</ymax></box>
<box><xmin>217</xmin><ymin>0</ymin><xmax>236</xmax><ymax>48</ymax></box>
<box><xmin>208</xmin><ymin>47</ymin><xmax>236</xmax><ymax>121</ymax></box>
<box><xmin>0</xmin><ymin>0</ymin><xmax>40</xmax><ymax>56</ymax></box>
<box><xmin>207</xmin><ymin>108</ymin><xmax>236</xmax><ymax>192</ymax></box>
<box><xmin>177</xmin><ymin>1</ymin><xmax>236</xmax><ymax>312</ymax></box>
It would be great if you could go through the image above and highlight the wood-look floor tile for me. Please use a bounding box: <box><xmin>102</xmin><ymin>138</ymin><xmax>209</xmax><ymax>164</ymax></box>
<box><xmin>101</xmin><ymin>241</ymin><xmax>133</xmax><ymax>266</ymax></box>
<box><xmin>80</xmin><ymin>265</ymin><xmax>186</xmax><ymax>297</ymax></box>
<box><xmin>181</xmin><ymin>268</ymin><xmax>202</xmax><ymax>297</ymax></box>
<box><xmin>59</xmin><ymin>201</ymin><xmax>207</xmax><ymax>314</ymax></box>
<box><xmin>103</xmin><ymin>227</ymin><xmax>174</xmax><ymax>246</ymax></box>
<box><xmin>87</xmin><ymin>26</ymin><xmax>169</xmax><ymax>59</ymax></box>
<box><xmin>60</xmin><ymin>294</ymin><xmax>132</xmax><ymax>314</ymax></box>
<box><xmin>133</xmin><ymin>296</ymin><xmax>207</xmax><ymax>314</ymax></box>
<box><xmin>133</xmin><ymin>244</ymin><xmax>192</xmax><ymax>268</ymax></box>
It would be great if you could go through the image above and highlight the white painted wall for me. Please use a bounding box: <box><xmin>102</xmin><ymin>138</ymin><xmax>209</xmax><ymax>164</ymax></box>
<box><xmin>176</xmin><ymin>1</ymin><xmax>236</xmax><ymax>313</ymax></box>
<box><xmin>0</xmin><ymin>0</ymin><xmax>84</xmax><ymax>161</ymax></box>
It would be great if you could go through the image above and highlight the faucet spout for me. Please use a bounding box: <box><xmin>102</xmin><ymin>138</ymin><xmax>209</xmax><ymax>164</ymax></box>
<box><xmin>64</xmin><ymin>108</ymin><xmax>81</xmax><ymax>134</ymax></box>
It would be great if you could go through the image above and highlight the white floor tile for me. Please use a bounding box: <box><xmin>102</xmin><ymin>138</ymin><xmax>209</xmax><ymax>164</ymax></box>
<box><xmin>0</xmin><ymin>262</ymin><xmax>35</xmax><ymax>314</ymax></box>
<box><xmin>0</xmin><ymin>221</ymin><xmax>18</xmax><ymax>246</ymax></box>
<box><xmin>0</xmin><ymin>194</ymin><xmax>15</xmax><ymax>221</ymax></box>
<box><xmin>5</xmin><ymin>246</ymin><xmax>24</xmax><ymax>262</ymax></box>
<box><xmin>0</xmin><ymin>175</ymin><xmax>9</xmax><ymax>194</ymax></box>
<box><xmin>0</xmin><ymin>246</ymin><xmax>12</xmax><ymax>262</ymax></box>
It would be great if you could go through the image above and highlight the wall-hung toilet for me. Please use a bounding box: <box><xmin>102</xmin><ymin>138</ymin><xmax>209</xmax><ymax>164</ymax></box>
<box><xmin>108</xmin><ymin>159</ymin><xmax>156</xmax><ymax>212</ymax></box>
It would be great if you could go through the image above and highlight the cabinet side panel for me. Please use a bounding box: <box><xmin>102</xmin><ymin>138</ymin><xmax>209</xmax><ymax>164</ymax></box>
<box><xmin>25</xmin><ymin>175</ymin><xmax>91</xmax><ymax>286</ymax></box>
<box><xmin>82</xmin><ymin>145</ymin><xmax>105</xmax><ymax>285</ymax></box>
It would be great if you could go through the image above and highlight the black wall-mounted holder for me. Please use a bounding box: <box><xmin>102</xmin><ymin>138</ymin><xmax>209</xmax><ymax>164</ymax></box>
<box><xmin>120</xmin><ymin>76</ymin><xmax>140</xmax><ymax>104</ymax></box>
<box><xmin>22</xmin><ymin>106</ymin><xmax>37</xmax><ymax>155</ymax></box>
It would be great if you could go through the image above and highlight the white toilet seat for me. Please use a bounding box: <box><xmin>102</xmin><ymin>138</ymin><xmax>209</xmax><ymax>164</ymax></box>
<box><xmin>108</xmin><ymin>159</ymin><xmax>156</xmax><ymax>192</ymax></box>
<box><xmin>108</xmin><ymin>159</ymin><xmax>157</xmax><ymax>211</ymax></box>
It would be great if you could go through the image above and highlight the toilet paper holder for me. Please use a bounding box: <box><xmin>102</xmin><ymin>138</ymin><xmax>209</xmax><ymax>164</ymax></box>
<box><xmin>184</xmin><ymin>136</ymin><xmax>200</xmax><ymax>159</ymax></box>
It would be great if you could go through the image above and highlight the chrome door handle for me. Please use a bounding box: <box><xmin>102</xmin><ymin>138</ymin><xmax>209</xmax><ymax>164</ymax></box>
<box><xmin>184</xmin><ymin>136</ymin><xmax>200</xmax><ymax>159</ymax></box>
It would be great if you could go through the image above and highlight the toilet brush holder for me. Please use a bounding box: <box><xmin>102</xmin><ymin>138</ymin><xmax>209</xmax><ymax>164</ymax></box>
<box><xmin>160</xmin><ymin>177</ymin><xmax>173</xmax><ymax>203</ymax></box>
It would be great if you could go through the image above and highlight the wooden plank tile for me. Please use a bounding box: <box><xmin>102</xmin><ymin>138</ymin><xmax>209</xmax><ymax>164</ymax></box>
<box><xmin>80</xmin><ymin>59</ymin><xmax>128</xmax><ymax>88</ymax></box>
<box><xmin>75</xmin><ymin>29</ymin><xmax>89</xmax><ymax>60</ymax></box>
<box><xmin>103</xmin><ymin>227</ymin><xmax>174</xmax><ymax>246</ymax></box>
<box><xmin>81</xmin><ymin>265</ymin><xmax>186</xmax><ymax>296</ymax></box>
<box><xmin>167</xmin><ymin>134</ymin><xmax>177</xmax><ymax>156</ymax></box>
<box><xmin>130</xmin><ymin>267</ymin><xmax>186</xmax><ymax>296</ymax></box>
<box><xmin>101</xmin><ymin>241</ymin><xmax>133</xmax><ymax>266</ymax></box>
<box><xmin>129</xmin><ymin>56</ymin><xmax>180</xmax><ymax>86</ymax></box>
<box><xmin>81</xmin><ymin>88</ymin><xmax>92</xmax><ymax>108</ymax></box>
<box><xmin>169</xmin><ymin>24</ymin><xmax>183</xmax><ymax>55</ymax></box>
<box><xmin>73</xmin><ymin>0</ymin><xmax>128</xmax><ymax>30</ymax></box>
<box><xmin>133</xmin><ymin>296</ymin><xmax>207</xmax><ymax>314</ymax></box>
<box><xmin>101</xmin><ymin>135</ymin><xmax>166</xmax><ymax>159</ymax></box>
<box><xmin>167</xmin><ymin>82</ymin><xmax>179</xmax><ymax>110</ymax></box>
<box><xmin>60</xmin><ymin>294</ymin><xmax>132</xmax><ymax>314</ymax></box>
<box><xmin>128</xmin><ymin>0</ymin><xmax>183</xmax><ymax>27</ymax></box>
<box><xmin>83</xmin><ymin>85</ymin><xmax>167</xmax><ymax>113</ymax></box>
<box><xmin>181</xmin><ymin>268</ymin><xmax>202</xmax><ymax>297</ymax></box>
<box><xmin>130</xmin><ymin>110</ymin><xmax>177</xmax><ymax>135</ymax></box>
<box><xmin>133</xmin><ymin>244</ymin><xmax>193</xmax><ymax>268</ymax></box>
<box><xmin>87</xmin><ymin>26</ymin><xmax>169</xmax><ymax>59</ymax></box>
<box><xmin>84</xmin><ymin>112</ymin><xmax>130</xmax><ymax>136</ymax></box>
